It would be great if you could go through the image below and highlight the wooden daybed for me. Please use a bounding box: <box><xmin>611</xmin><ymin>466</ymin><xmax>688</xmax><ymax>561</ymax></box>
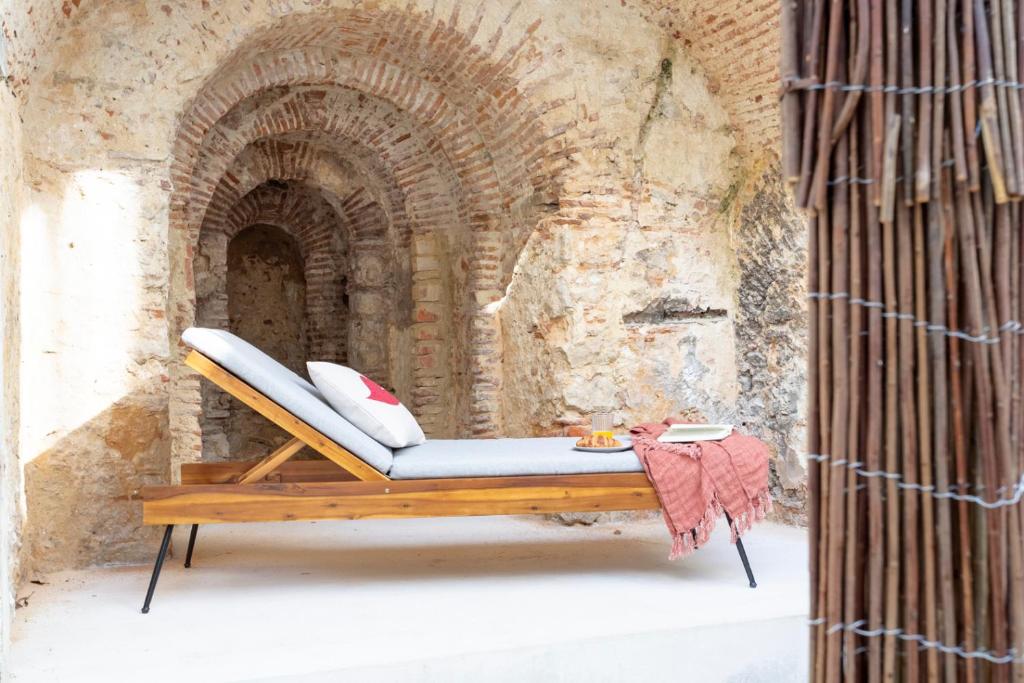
<box><xmin>139</xmin><ymin>329</ymin><xmax>757</xmax><ymax>613</ymax></box>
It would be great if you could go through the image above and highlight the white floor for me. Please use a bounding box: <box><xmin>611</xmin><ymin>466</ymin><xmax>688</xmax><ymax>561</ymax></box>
<box><xmin>8</xmin><ymin>516</ymin><xmax>808</xmax><ymax>682</ymax></box>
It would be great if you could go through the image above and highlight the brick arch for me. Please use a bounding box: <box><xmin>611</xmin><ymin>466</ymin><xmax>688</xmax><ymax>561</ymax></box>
<box><xmin>220</xmin><ymin>184</ymin><xmax>345</xmax><ymax>260</ymax></box>
<box><xmin>174</xmin><ymin>57</ymin><xmax>517</xmax><ymax>262</ymax></box>
<box><xmin>195</xmin><ymin>91</ymin><xmax>448</xmax><ymax>246</ymax></box>
<box><xmin>192</xmin><ymin>88</ymin><xmax>462</xmax><ymax>315</ymax></box>
<box><xmin>205</xmin><ymin>143</ymin><xmax>393</xmax><ymax>252</ymax></box>
<box><xmin>195</xmin><ymin>85</ymin><xmax>463</xmax><ymax>225</ymax></box>
<box><xmin>168</xmin><ymin>8</ymin><xmax>568</xmax><ymax>466</ymax></box>
<box><xmin>180</xmin><ymin>82</ymin><xmax>515</xmax><ymax>439</ymax></box>
<box><xmin>193</xmin><ymin>98</ymin><xmax>460</xmax><ymax>433</ymax></box>
<box><xmin>171</xmin><ymin>11</ymin><xmax>558</xmax><ymax>210</ymax></box>
<box><xmin>172</xmin><ymin>48</ymin><xmax>553</xmax><ymax>315</ymax></box>
<box><xmin>205</xmin><ymin>138</ymin><xmax>407</xmax><ymax>244</ymax></box>
<box><xmin>197</xmin><ymin>181</ymin><xmax>350</xmax><ymax>363</ymax></box>
<box><xmin>201</xmin><ymin>137</ymin><xmax>411</xmax><ymax>309</ymax></box>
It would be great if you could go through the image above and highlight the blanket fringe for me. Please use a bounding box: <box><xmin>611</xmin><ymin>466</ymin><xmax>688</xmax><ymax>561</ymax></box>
<box><xmin>668</xmin><ymin>488</ymin><xmax>772</xmax><ymax>560</ymax></box>
<box><xmin>668</xmin><ymin>497</ymin><xmax>720</xmax><ymax>559</ymax></box>
<box><xmin>728</xmin><ymin>488</ymin><xmax>773</xmax><ymax>543</ymax></box>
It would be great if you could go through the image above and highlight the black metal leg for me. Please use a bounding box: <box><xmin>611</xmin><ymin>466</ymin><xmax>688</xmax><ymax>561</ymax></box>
<box><xmin>734</xmin><ymin>536</ymin><xmax>757</xmax><ymax>588</ymax></box>
<box><xmin>184</xmin><ymin>524</ymin><xmax>199</xmax><ymax>568</ymax></box>
<box><xmin>141</xmin><ymin>524</ymin><xmax>174</xmax><ymax>614</ymax></box>
<box><xmin>725</xmin><ymin>513</ymin><xmax>757</xmax><ymax>588</ymax></box>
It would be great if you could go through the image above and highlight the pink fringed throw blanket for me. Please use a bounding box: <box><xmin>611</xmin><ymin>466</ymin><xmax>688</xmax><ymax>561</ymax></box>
<box><xmin>630</xmin><ymin>420</ymin><xmax>772</xmax><ymax>559</ymax></box>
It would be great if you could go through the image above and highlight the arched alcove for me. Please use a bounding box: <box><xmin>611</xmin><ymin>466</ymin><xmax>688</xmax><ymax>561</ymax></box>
<box><xmin>225</xmin><ymin>223</ymin><xmax>308</xmax><ymax>458</ymax></box>
<box><xmin>166</xmin><ymin>9</ymin><xmax>563</xmax><ymax>468</ymax></box>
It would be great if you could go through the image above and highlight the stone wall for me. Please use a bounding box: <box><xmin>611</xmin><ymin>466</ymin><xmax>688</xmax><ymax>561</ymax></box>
<box><xmin>0</xmin><ymin>0</ymin><xmax>806</xmax><ymax>583</ymax></box>
<box><xmin>733</xmin><ymin>164</ymin><xmax>808</xmax><ymax>525</ymax></box>
<box><xmin>226</xmin><ymin>224</ymin><xmax>308</xmax><ymax>458</ymax></box>
<box><xmin>0</xmin><ymin>78</ymin><xmax>23</xmax><ymax>676</ymax></box>
<box><xmin>499</xmin><ymin>50</ymin><xmax>743</xmax><ymax>436</ymax></box>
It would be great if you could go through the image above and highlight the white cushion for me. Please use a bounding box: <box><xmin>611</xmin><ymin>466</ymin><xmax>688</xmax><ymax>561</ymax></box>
<box><xmin>182</xmin><ymin>328</ymin><xmax>393</xmax><ymax>474</ymax></box>
<box><xmin>389</xmin><ymin>437</ymin><xmax>642</xmax><ymax>479</ymax></box>
<box><xmin>308</xmin><ymin>362</ymin><xmax>426</xmax><ymax>448</ymax></box>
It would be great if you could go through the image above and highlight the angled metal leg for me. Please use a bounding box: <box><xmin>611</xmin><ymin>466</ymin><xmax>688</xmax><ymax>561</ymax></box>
<box><xmin>141</xmin><ymin>524</ymin><xmax>174</xmax><ymax>614</ymax></box>
<box><xmin>184</xmin><ymin>524</ymin><xmax>199</xmax><ymax>568</ymax></box>
<box><xmin>734</xmin><ymin>536</ymin><xmax>757</xmax><ymax>588</ymax></box>
<box><xmin>724</xmin><ymin>513</ymin><xmax>757</xmax><ymax>588</ymax></box>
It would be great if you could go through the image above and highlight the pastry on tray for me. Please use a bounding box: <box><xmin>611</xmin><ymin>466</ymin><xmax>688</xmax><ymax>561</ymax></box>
<box><xmin>576</xmin><ymin>433</ymin><xmax>622</xmax><ymax>449</ymax></box>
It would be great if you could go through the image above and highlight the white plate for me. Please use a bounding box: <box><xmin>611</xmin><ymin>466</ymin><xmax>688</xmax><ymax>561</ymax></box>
<box><xmin>572</xmin><ymin>435</ymin><xmax>633</xmax><ymax>453</ymax></box>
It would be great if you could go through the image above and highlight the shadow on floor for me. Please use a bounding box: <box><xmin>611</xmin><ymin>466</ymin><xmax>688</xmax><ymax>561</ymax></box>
<box><xmin>150</xmin><ymin>526</ymin><xmax>749</xmax><ymax>590</ymax></box>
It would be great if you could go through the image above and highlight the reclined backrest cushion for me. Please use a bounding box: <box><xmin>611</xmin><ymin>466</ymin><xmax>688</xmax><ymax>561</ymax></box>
<box><xmin>307</xmin><ymin>362</ymin><xmax>426</xmax><ymax>448</ymax></box>
<box><xmin>181</xmin><ymin>327</ymin><xmax>393</xmax><ymax>474</ymax></box>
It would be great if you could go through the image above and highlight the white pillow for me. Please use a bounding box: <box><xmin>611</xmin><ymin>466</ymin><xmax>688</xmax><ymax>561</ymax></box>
<box><xmin>307</xmin><ymin>362</ymin><xmax>425</xmax><ymax>448</ymax></box>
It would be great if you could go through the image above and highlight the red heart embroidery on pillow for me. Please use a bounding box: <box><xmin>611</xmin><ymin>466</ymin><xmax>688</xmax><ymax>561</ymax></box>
<box><xmin>360</xmin><ymin>375</ymin><xmax>400</xmax><ymax>405</ymax></box>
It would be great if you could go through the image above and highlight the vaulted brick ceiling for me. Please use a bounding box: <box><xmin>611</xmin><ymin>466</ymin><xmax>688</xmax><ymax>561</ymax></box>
<box><xmin>1</xmin><ymin>1</ymin><xmax>781</xmax><ymax>158</ymax></box>
<box><xmin>632</xmin><ymin>0</ymin><xmax>780</xmax><ymax>153</ymax></box>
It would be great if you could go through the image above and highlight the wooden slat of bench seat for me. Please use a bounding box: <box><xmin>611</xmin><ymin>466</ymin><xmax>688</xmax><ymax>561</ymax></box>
<box><xmin>142</xmin><ymin>473</ymin><xmax>659</xmax><ymax>525</ymax></box>
<box><xmin>180</xmin><ymin>459</ymin><xmax>360</xmax><ymax>485</ymax></box>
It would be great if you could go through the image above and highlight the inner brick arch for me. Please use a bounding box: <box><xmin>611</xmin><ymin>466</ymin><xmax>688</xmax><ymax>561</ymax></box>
<box><xmin>206</xmin><ymin>138</ymin><xmax>409</xmax><ymax>243</ymax></box>
<box><xmin>201</xmin><ymin>88</ymin><xmax>462</xmax><ymax>248</ymax></box>
<box><xmin>203</xmin><ymin>182</ymin><xmax>351</xmax><ymax>353</ymax></box>
<box><xmin>204</xmin><ymin>137</ymin><xmax>413</xmax><ymax>293</ymax></box>
<box><xmin>195</xmin><ymin>180</ymin><xmax>352</xmax><ymax>460</ymax></box>
<box><xmin>220</xmin><ymin>182</ymin><xmax>397</xmax><ymax>382</ymax></box>
<box><xmin>166</xmin><ymin>7</ymin><xmax>569</xmax><ymax>470</ymax></box>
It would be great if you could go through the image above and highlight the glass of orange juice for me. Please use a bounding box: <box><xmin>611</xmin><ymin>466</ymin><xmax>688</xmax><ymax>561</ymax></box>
<box><xmin>591</xmin><ymin>412</ymin><xmax>614</xmax><ymax>439</ymax></box>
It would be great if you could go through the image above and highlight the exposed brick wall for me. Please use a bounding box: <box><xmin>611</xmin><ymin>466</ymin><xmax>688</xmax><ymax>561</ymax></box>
<box><xmin>166</xmin><ymin>8</ymin><xmax>568</xmax><ymax>463</ymax></box>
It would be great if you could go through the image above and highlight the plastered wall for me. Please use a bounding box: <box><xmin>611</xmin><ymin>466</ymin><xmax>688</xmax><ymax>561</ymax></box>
<box><xmin>0</xmin><ymin>79</ymin><xmax>24</xmax><ymax>675</ymax></box>
<box><xmin>0</xmin><ymin>0</ymin><xmax>806</xmax><ymax>585</ymax></box>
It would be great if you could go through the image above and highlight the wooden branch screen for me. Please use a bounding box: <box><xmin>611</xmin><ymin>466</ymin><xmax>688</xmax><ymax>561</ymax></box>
<box><xmin>783</xmin><ymin>0</ymin><xmax>1024</xmax><ymax>680</ymax></box>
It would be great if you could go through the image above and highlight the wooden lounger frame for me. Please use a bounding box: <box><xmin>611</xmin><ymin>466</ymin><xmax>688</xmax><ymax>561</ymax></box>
<box><xmin>138</xmin><ymin>350</ymin><xmax>756</xmax><ymax>613</ymax></box>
